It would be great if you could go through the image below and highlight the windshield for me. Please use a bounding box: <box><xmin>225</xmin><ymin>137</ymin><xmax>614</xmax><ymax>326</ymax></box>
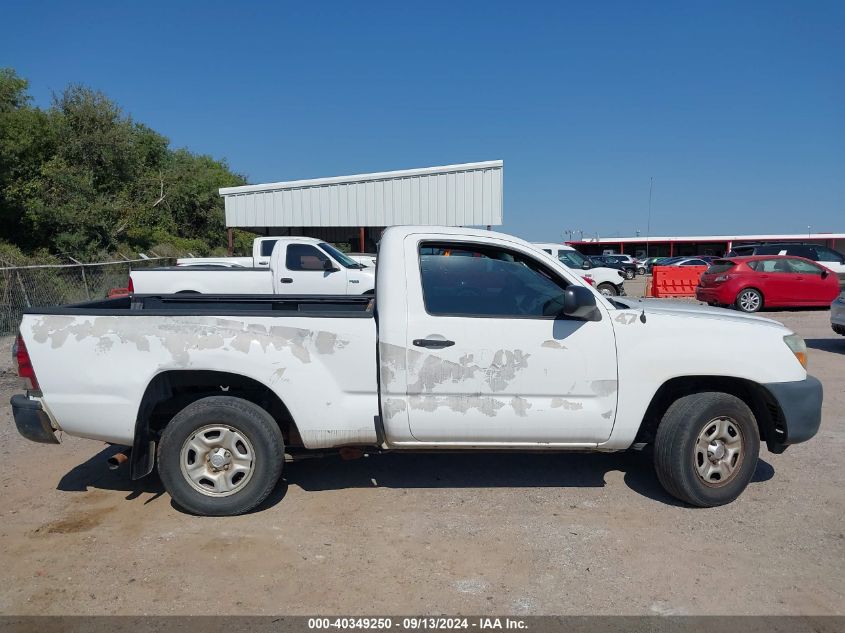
<box><xmin>318</xmin><ymin>242</ymin><xmax>363</xmax><ymax>268</ymax></box>
<box><xmin>557</xmin><ymin>249</ymin><xmax>588</xmax><ymax>268</ymax></box>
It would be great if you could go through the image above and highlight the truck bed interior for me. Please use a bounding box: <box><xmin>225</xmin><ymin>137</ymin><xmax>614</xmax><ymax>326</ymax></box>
<box><xmin>24</xmin><ymin>294</ymin><xmax>375</xmax><ymax>318</ymax></box>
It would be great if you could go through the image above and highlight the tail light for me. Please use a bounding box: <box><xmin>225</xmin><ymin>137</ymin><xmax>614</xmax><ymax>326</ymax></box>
<box><xmin>128</xmin><ymin>275</ymin><xmax>134</xmax><ymax>294</ymax></box>
<box><xmin>14</xmin><ymin>334</ymin><xmax>39</xmax><ymax>391</ymax></box>
<box><xmin>713</xmin><ymin>275</ymin><xmax>731</xmax><ymax>283</ymax></box>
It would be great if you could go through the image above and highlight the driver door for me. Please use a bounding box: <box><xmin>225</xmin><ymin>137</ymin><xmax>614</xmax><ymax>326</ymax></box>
<box><xmin>279</xmin><ymin>243</ymin><xmax>348</xmax><ymax>294</ymax></box>
<box><xmin>401</xmin><ymin>237</ymin><xmax>618</xmax><ymax>445</ymax></box>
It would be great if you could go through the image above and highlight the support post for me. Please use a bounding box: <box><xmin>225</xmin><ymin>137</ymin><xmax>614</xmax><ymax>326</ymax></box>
<box><xmin>359</xmin><ymin>227</ymin><xmax>366</xmax><ymax>252</ymax></box>
<box><xmin>227</xmin><ymin>228</ymin><xmax>234</xmax><ymax>256</ymax></box>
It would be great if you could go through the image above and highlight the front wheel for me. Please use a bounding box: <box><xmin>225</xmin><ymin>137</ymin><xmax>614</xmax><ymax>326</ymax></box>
<box><xmin>596</xmin><ymin>282</ymin><xmax>619</xmax><ymax>297</ymax></box>
<box><xmin>637</xmin><ymin>267</ymin><xmax>646</xmax><ymax>276</ymax></box>
<box><xmin>624</xmin><ymin>268</ymin><xmax>635</xmax><ymax>280</ymax></box>
<box><xmin>157</xmin><ymin>396</ymin><xmax>285</xmax><ymax>516</ymax></box>
<box><xmin>654</xmin><ymin>392</ymin><xmax>760</xmax><ymax>507</ymax></box>
<box><xmin>735</xmin><ymin>288</ymin><xmax>763</xmax><ymax>313</ymax></box>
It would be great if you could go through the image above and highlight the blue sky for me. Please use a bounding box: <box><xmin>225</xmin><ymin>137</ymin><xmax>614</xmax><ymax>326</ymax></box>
<box><xmin>3</xmin><ymin>0</ymin><xmax>843</xmax><ymax>241</ymax></box>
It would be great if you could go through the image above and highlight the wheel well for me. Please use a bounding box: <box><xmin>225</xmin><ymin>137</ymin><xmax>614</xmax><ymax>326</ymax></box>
<box><xmin>130</xmin><ymin>370</ymin><xmax>300</xmax><ymax>479</ymax></box>
<box><xmin>635</xmin><ymin>376</ymin><xmax>786</xmax><ymax>453</ymax></box>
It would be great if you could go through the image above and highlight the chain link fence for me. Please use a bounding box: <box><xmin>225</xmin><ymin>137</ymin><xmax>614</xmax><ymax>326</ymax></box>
<box><xmin>0</xmin><ymin>258</ymin><xmax>173</xmax><ymax>334</ymax></box>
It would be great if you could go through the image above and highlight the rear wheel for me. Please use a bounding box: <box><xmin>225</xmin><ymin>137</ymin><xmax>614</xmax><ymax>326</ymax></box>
<box><xmin>597</xmin><ymin>282</ymin><xmax>619</xmax><ymax>297</ymax></box>
<box><xmin>735</xmin><ymin>288</ymin><xmax>763</xmax><ymax>313</ymax></box>
<box><xmin>654</xmin><ymin>392</ymin><xmax>759</xmax><ymax>507</ymax></box>
<box><xmin>637</xmin><ymin>267</ymin><xmax>646</xmax><ymax>276</ymax></box>
<box><xmin>157</xmin><ymin>396</ymin><xmax>284</xmax><ymax>516</ymax></box>
<box><xmin>624</xmin><ymin>268</ymin><xmax>635</xmax><ymax>280</ymax></box>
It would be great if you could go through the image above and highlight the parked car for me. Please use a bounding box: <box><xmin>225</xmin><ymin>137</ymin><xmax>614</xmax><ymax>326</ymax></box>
<box><xmin>725</xmin><ymin>245</ymin><xmax>759</xmax><ymax>258</ymax></box>
<box><xmin>664</xmin><ymin>257</ymin><xmax>712</xmax><ymax>267</ymax></box>
<box><xmin>347</xmin><ymin>253</ymin><xmax>377</xmax><ymax>268</ymax></box>
<box><xmin>177</xmin><ymin>236</ymin><xmax>378</xmax><ymax>270</ymax></box>
<box><xmin>602</xmin><ymin>253</ymin><xmax>637</xmax><ymax>265</ymax></box>
<box><xmin>11</xmin><ymin>225</ymin><xmax>821</xmax><ymax>515</ymax></box>
<box><xmin>832</xmin><ymin>290</ymin><xmax>845</xmax><ymax>336</ymax></box>
<box><xmin>534</xmin><ymin>244</ymin><xmax>627</xmax><ymax>296</ymax></box>
<box><xmin>177</xmin><ymin>236</ymin><xmax>282</xmax><ymax>268</ymax></box>
<box><xmin>589</xmin><ymin>255</ymin><xmax>637</xmax><ymax>280</ymax></box>
<box><xmin>645</xmin><ymin>257</ymin><xmax>688</xmax><ymax>273</ymax></box>
<box><xmin>727</xmin><ymin>243</ymin><xmax>845</xmax><ymax>280</ymax></box>
<box><xmin>132</xmin><ymin>237</ymin><xmax>376</xmax><ymax>295</ymax></box>
<box><xmin>696</xmin><ymin>256</ymin><xmax>841</xmax><ymax>313</ymax></box>
<box><xmin>754</xmin><ymin>244</ymin><xmax>845</xmax><ymax>280</ymax></box>
<box><xmin>638</xmin><ymin>257</ymin><xmax>666</xmax><ymax>274</ymax></box>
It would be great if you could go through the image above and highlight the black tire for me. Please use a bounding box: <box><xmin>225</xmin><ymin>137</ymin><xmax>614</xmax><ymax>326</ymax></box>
<box><xmin>654</xmin><ymin>392</ymin><xmax>760</xmax><ymax>507</ymax></box>
<box><xmin>597</xmin><ymin>282</ymin><xmax>619</xmax><ymax>296</ymax></box>
<box><xmin>637</xmin><ymin>267</ymin><xmax>646</xmax><ymax>276</ymax></box>
<box><xmin>157</xmin><ymin>396</ymin><xmax>284</xmax><ymax>516</ymax></box>
<box><xmin>734</xmin><ymin>288</ymin><xmax>763</xmax><ymax>313</ymax></box>
<box><xmin>624</xmin><ymin>268</ymin><xmax>635</xmax><ymax>280</ymax></box>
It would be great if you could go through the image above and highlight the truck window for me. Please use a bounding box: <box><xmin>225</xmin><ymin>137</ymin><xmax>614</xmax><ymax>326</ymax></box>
<box><xmin>260</xmin><ymin>239</ymin><xmax>278</xmax><ymax>257</ymax></box>
<box><xmin>286</xmin><ymin>244</ymin><xmax>330</xmax><ymax>271</ymax></box>
<box><xmin>419</xmin><ymin>242</ymin><xmax>569</xmax><ymax>318</ymax></box>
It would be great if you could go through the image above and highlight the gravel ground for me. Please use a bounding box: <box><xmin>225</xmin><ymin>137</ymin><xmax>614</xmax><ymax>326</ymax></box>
<box><xmin>0</xmin><ymin>304</ymin><xmax>842</xmax><ymax>616</ymax></box>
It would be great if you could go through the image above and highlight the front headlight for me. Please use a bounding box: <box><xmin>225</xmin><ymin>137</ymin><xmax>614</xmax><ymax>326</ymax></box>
<box><xmin>783</xmin><ymin>334</ymin><xmax>808</xmax><ymax>369</ymax></box>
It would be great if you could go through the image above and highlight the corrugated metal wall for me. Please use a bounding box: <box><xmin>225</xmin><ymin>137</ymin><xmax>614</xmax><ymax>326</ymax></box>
<box><xmin>220</xmin><ymin>161</ymin><xmax>503</xmax><ymax>228</ymax></box>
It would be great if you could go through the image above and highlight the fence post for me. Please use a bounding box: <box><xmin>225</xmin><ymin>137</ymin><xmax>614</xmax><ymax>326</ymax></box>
<box><xmin>16</xmin><ymin>270</ymin><xmax>31</xmax><ymax>308</ymax></box>
<box><xmin>68</xmin><ymin>257</ymin><xmax>90</xmax><ymax>300</ymax></box>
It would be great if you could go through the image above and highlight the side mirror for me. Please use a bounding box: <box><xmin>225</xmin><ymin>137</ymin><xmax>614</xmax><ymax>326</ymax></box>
<box><xmin>323</xmin><ymin>259</ymin><xmax>340</xmax><ymax>272</ymax></box>
<box><xmin>821</xmin><ymin>269</ymin><xmax>829</xmax><ymax>279</ymax></box>
<box><xmin>561</xmin><ymin>286</ymin><xmax>601</xmax><ymax>321</ymax></box>
<box><xmin>581</xmin><ymin>261</ymin><xmax>592</xmax><ymax>270</ymax></box>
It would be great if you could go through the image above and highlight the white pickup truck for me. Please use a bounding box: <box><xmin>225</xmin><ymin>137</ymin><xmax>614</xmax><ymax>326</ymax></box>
<box><xmin>11</xmin><ymin>226</ymin><xmax>821</xmax><ymax>516</ymax></box>
<box><xmin>177</xmin><ymin>236</ymin><xmax>377</xmax><ymax>269</ymax></box>
<box><xmin>132</xmin><ymin>237</ymin><xmax>375</xmax><ymax>295</ymax></box>
<box><xmin>533</xmin><ymin>243</ymin><xmax>627</xmax><ymax>296</ymax></box>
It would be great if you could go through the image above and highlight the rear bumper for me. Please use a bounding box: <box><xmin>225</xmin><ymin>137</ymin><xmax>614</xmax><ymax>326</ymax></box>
<box><xmin>763</xmin><ymin>376</ymin><xmax>822</xmax><ymax>450</ymax></box>
<box><xmin>10</xmin><ymin>394</ymin><xmax>60</xmax><ymax>444</ymax></box>
<box><xmin>695</xmin><ymin>286</ymin><xmax>727</xmax><ymax>303</ymax></box>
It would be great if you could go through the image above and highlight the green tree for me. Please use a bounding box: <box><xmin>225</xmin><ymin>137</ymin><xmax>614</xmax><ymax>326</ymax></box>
<box><xmin>0</xmin><ymin>67</ymin><xmax>247</xmax><ymax>260</ymax></box>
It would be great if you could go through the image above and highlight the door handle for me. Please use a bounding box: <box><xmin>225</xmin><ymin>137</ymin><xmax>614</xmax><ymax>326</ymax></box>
<box><xmin>280</xmin><ymin>278</ymin><xmax>293</xmax><ymax>284</ymax></box>
<box><xmin>413</xmin><ymin>338</ymin><xmax>455</xmax><ymax>349</ymax></box>
<box><xmin>258</xmin><ymin>260</ymin><xmax>268</xmax><ymax>265</ymax></box>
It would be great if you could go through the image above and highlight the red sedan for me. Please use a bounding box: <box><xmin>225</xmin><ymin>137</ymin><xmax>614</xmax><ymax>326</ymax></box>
<box><xmin>696</xmin><ymin>256</ymin><xmax>841</xmax><ymax>313</ymax></box>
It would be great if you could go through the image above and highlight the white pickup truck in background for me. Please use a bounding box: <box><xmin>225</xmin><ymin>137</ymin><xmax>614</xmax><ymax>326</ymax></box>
<box><xmin>177</xmin><ymin>235</ymin><xmax>378</xmax><ymax>269</ymax></box>
<box><xmin>11</xmin><ymin>226</ymin><xmax>821</xmax><ymax>516</ymax></box>
<box><xmin>534</xmin><ymin>243</ymin><xmax>627</xmax><ymax>296</ymax></box>
<box><xmin>132</xmin><ymin>237</ymin><xmax>375</xmax><ymax>295</ymax></box>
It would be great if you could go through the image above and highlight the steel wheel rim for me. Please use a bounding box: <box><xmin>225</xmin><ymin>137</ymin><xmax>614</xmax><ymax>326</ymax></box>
<box><xmin>693</xmin><ymin>416</ymin><xmax>744</xmax><ymax>487</ymax></box>
<box><xmin>179</xmin><ymin>424</ymin><xmax>256</xmax><ymax>497</ymax></box>
<box><xmin>599</xmin><ymin>286</ymin><xmax>612</xmax><ymax>296</ymax></box>
<box><xmin>739</xmin><ymin>291</ymin><xmax>760</xmax><ymax>312</ymax></box>
<box><xmin>626</xmin><ymin>269</ymin><xmax>634</xmax><ymax>279</ymax></box>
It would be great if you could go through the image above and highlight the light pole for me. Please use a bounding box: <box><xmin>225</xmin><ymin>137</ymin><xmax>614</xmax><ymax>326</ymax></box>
<box><xmin>646</xmin><ymin>177</ymin><xmax>653</xmax><ymax>258</ymax></box>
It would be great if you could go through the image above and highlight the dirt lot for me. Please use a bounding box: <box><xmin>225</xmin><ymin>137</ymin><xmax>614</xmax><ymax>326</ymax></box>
<box><xmin>0</xmin><ymin>303</ymin><xmax>842</xmax><ymax>616</ymax></box>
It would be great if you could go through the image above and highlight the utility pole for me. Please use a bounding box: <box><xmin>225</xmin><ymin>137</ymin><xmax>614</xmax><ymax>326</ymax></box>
<box><xmin>646</xmin><ymin>177</ymin><xmax>653</xmax><ymax>258</ymax></box>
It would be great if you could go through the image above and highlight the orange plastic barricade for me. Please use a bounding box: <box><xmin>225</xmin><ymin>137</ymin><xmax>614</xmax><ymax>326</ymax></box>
<box><xmin>650</xmin><ymin>265</ymin><xmax>708</xmax><ymax>298</ymax></box>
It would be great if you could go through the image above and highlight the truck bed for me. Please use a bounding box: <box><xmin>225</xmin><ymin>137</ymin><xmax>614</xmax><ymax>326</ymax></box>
<box><xmin>27</xmin><ymin>293</ymin><xmax>374</xmax><ymax>317</ymax></box>
<box><xmin>20</xmin><ymin>293</ymin><xmax>378</xmax><ymax>448</ymax></box>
